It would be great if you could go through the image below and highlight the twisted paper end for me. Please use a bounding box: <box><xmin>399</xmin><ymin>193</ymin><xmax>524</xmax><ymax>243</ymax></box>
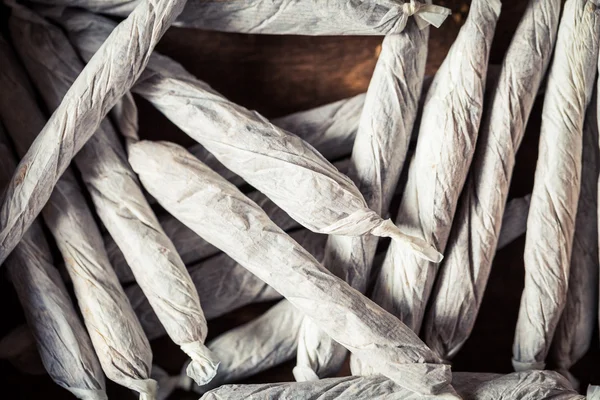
<box><xmin>511</xmin><ymin>358</ymin><xmax>545</xmax><ymax>372</ymax></box>
<box><xmin>181</xmin><ymin>341</ymin><xmax>220</xmax><ymax>386</ymax></box>
<box><xmin>126</xmin><ymin>378</ymin><xmax>157</xmax><ymax>400</ymax></box>
<box><xmin>403</xmin><ymin>1</ymin><xmax>452</xmax><ymax>30</ymax></box>
<box><xmin>372</xmin><ymin>219</ymin><xmax>443</xmax><ymax>262</ymax></box>
<box><xmin>292</xmin><ymin>366</ymin><xmax>319</xmax><ymax>382</ymax></box>
<box><xmin>588</xmin><ymin>385</ymin><xmax>600</xmax><ymax>399</ymax></box>
<box><xmin>152</xmin><ymin>364</ymin><xmax>193</xmax><ymax>400</ymax></box>
<box><xmin>68</xmin><ymin>388</ymin><xmax>108</xmax><ymax>400</ymax></box>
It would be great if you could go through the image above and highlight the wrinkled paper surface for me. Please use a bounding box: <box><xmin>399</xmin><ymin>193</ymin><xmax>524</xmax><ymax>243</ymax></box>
<box><xmin>423</xmin><ymin>0</ymin><xmax>561</xmax><ymax>361</ymax></box>
<box><xmin>513</xmin><ymin>0</ymin><xmax>600</xmax><ymax>372</ymax></box>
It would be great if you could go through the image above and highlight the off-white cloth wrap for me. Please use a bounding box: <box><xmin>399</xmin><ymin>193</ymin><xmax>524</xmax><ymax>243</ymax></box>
<box><xmin>55</xmin><ymin>8</ymin><xmax>442</xmax><ymax>263</ymax></box>
<box><xmin>9</xmin><ymin>8</ymin><xmax>218</xmax><ymax>384</ymax></box>
<box><xmin>294</xmin><ymin>13</ymin><xmax>430</xmax><ymax>380</ymax></box>
<box><xmin>127</xmin><ymin>140</ymin><xmax>456</xmax><ymax>397</ymax></box>
<box><xmin>423</xmin><ymin>0</ymin><xmax>561</xmax><ymax>361</ymax></box>
<box><xmin>0</xmin><ymin>0</ymin><xmax>187</xmax><ymax>264</ymax></box>
<box><xmin>31</xmin><ymin>0</ymin><xmax>450</xmax><ymax>35</ymax></box>
<box><xmin>513</xmin><ymin>0</ymin><xmax>600</xmax><ymax>372</ymax></box>
<box><xmin>0</xmin><ymin>33</ymin><xmax>156</xmax><ymax>400</ymax></box>
<box><xmin>369</xmin><ymin>0</ymin><xmax>501</xmax><ymax>338</ymax></box>
<box><xmin>550</xmin><ymin>88</ymin><xmax>599</xmax><ymax>389</ymax></box>
<box><xmin>0</xmin><ymin>123</ymin><xmax>107</xmax><ymax>400</ymax></box>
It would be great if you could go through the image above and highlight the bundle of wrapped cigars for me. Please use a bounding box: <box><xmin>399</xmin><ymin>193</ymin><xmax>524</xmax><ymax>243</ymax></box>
<box><xmin>0</xmin><ymin>0</ymin><xmax>599</xmax><ymax>398</ymax></box>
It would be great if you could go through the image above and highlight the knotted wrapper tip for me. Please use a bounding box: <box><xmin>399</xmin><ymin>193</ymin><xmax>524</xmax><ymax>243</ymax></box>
<box><xmin>181</xmin><ymin>342</ymin><xmax>220</xmax><ymax>386</ymax></box>
<box><xmin>152</xmin><ymin>364</ymin><xmax>193</xmax><ymax>400</ymax></box>
<box><xmin>588</xmin><ymin>385</ymin><xmax>600</xmax><ymax>399</ymax></box>
<box><xmin>292</xmin><ymin>366</ymin><xmax>320</xmax><ymax>382</ymax></box>
<box><xmin>511</xmin><ymin>358</ymin><xmax>545</xmax><ymax>372</ymax></box>
<box><xmin>69</xmin><ymin>388</ymin><xmax>108</xmax><ymax>400</ymax></box>
<box><xmin>372</xmin><ymin>219</ymin><xmax>443</xmax><ymax>262</ymax></box>
<box><xmin>394</xmin><ymin>0</ymin><xmax>452</xmax><ymax>31</ymax></box>
<box><xmin>128</xmin><ymin>378</ymin><xmax>157</xmax><ymax>400</ymax></box>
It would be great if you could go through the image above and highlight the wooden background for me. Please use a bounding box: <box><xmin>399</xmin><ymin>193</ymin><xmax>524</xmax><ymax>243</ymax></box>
<box><xmin>1</xmin><ymin>0</ymin><xmax>598</xmax><ymax>398</ymax></box>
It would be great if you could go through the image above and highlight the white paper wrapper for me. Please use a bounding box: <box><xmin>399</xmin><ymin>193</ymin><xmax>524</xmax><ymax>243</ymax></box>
<box><xmin>186</xmin><ymin>96</ymin><xmax>364</xmax><ymax>188</ymax></box>
<box><xmin>0</xmin><ymin>33</ymin><xmax>156</xmax><ymax>399</ymax></box>
<box><xmin>422</xmin><ymin>0</ymin><xmax>561</xmax><ymax>361</ymax></box>
<box><xmin>550</xmin><ymin>88</ymin><xmax>599</xmax><ymax>388</ymax></box>
<box><xmin>106</xmin><ymin>158</ymin><xmax>350</xmax><ymax>284</ymax></box>
<box><xmin>109</xmin><ymin>88</ymin><xmax>362</xmax><ymax>190</ymax></box>
<box><xmin>295</xmin><ymin>14</ymin><xmax>430</xmax><ymax>380</ymax></box>
<box><xmin>151</xmin><ymin>365</ymin><xmax>193</xmax><ymax>400</ymax></box>
<box><xmin>10</xmin><ymin>8</ymin><xmax>218</xmax><ymax>385</ymax></box>
<box><xmin>513</xmin><ymin>0</ymin><xmax>600</xmax><ymax>372</ymax></box>
<box><xmin>0</xmin><ymin>193</ymin><xmax>532</xmax><ymax>390</ymax></box>
<box><xmin>130</xmin><ymin>229</ymin><xmax>325</xmax><ymax>341</ymax></box>
<box><xmin>128</xmin><ymin>140</ymin><xmax>456</xmax><ymax>396</ymax></box>
<box><xmin>202</xmin><ymin>371</ymin><xmax>583</xmax><ymax>400</ymax></box>
<box><xmin>32</xmin><ymin>0</ymin><xmax>451</xmax><ymax>35</ymax></box>
<box><xmin>0</xmin><ymin>123</ymin><xmax>107</xmax><ymax>400</ymax></box>
<box><xmin>0</xmin><ymin>0</ymin><xmax>187</xmax><ymax>264</ymax></box>
<box><xmin>134</xmin><ymin>195</ymin><xmax>532</xmax><ymax>392</ymax></box>
<box><xmin>370</xmin><ymin>0</ymin><xmax>501</xmax><ymax>336</ymax></box>
<box><xmin>56</xmin><ymin>8</ymin><xmax>443</xmax><ymax>263</ymax></box>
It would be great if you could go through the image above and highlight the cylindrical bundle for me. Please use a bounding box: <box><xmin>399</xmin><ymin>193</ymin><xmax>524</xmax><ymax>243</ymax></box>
<box><xmin>0</xmin><ymin>197</ymin><xmax>532</xmax><ymax>386</ymax></box>
<box><xmin>513</xmin><ymin>0</ymin><xmax>600</xmax><ymax>372</ymax></box>
<box><xmin>32</xmin><ymin>0</ymin><xmax>451</xmax><ymax>35</ymax></box>
<box><xmin>589</xmin><ymin>385</ymin><xmax>600</xmax><ymax>399</ymax></box>
<box><xmin>0</xmin><ymin>33</ymin><xmax>156</xmax><ymax>399</ymax></box>
<box><xmin>0</xmin><ymin>123</ymin><xmax>107</xmax><ymax>400</ymax></box>
<box><xmin>452</xmin><ymin>371</ymin><xmax>583</xmax><ymax>400</ymax></box>
<box><xmin>550</xmin><ymin>89</ymin><xmax>599</xmax><ymax>387</ymax></box>
<box><xmin>128</xmin><ymin>140</ymin><xmax>456</xmax><ymax>397</ymax></box>
<box><xmin>295</xmin><ymin>13</ymin><xmax>430</xmax><ymax>380</ymax></box>
<box><xmin>187</xmin><ymin>94</ymin><xmax>365</xmax><ymax>187</ymax></box>
<box><xmin>131</xmin><ymin>229</ymin><xmax>326</xmax><ymax>340</ymax></box>
<box><xmin>55</xmin><ymin>8</ymin><xmax>443</xmax><ymax>264</ymax></box>
<box><xmin>202</xmin><ymin>371</ymin><xmax>583</xmax><ymax>400</ymax></box>
<box><xmin>10</xmin><ymin>9</ymin><xmax>219</xmax><ymax>385</ymax></box>
<box><xmin>105</xmin><ymin>159</ymin><xmax>348</xmax><ymax>283</ymax></box>
<box><xmin>370</xmin><ymin>0</ymin><xmax>501</xmax><ymax>335</ymax></box>
<box><xmin>423</xmin><ymin>0</ymin><xmax>561</xmax><ymax>361</ymax></box>
<box><xmin>136</xmin><ymin>193</ymin><xmax>532</xmax><ymax>354</ymax></box>
<box><xmin>0</xmin><ymin>0</ymin><xmax>188</xmax><ymax>264</ymax></box>
<box><xmin>45</xmin><ymin>170</ymin><xmax>158</xmax><ymax>400</ymax></box>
